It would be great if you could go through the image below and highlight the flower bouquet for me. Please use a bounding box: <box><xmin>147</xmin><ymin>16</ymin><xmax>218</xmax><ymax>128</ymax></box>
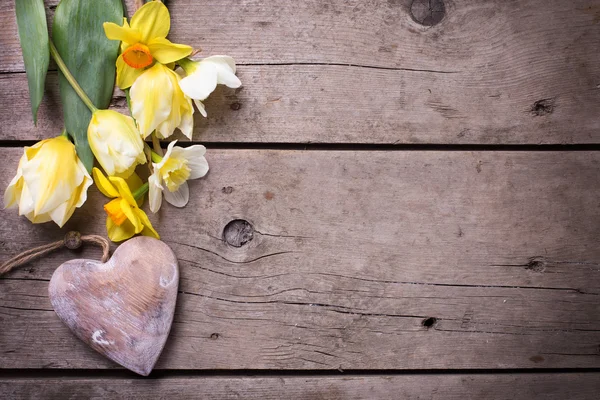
<box><xmin>5</xmin><ymin>0</ymin><xmax>241</xmax><ymax>242</ymax></box>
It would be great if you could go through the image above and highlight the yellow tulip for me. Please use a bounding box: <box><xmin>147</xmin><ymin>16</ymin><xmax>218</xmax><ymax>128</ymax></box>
<box><xmin>130</xmin><ymin>63</ymin><xmax>194</xmax><ymax>139</ymax></box>
<box><xmin>4</xmin><ymin>136</ymin><xmax>92</xmax><ymax>227</ymax></box>
<box><xmin>88</xmin><ymin>110</ymin><xmax>146</xmax><ymax>178</ymax></box>
<box><xmin>103</xmin><ymin>1</ymin><xmax>192</xmax><ymax>89</ymax></box>
<box><xmin>179</xmin><ymin>56</ymin><xmax>242</xmax><ymax>117</ymax></box>
<box><xmin>93</xmin><ymin>168</ymin><xmax>159</xmax><ymax>242</ymax></box>
<box><xmin>148</xmin><ymin>141</ymin><xmax>208</xmax><ymax>212</ymax></box>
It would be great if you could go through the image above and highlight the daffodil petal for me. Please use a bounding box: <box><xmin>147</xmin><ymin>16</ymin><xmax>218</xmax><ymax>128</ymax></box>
<box><xmin>148</xmin><ymin>173</ymin><xmax>163</xmax><ymax>213</ymax></box>
<box><xmin>119</xmin><ymin>198</ymin><xmax>143</xmax><ymax>234</ymax></box>
<box><xmin>103</xmin><ymin>22</ymin><xmax>141</xmax><ymax>45</ymax></box>
<box><xmin>173</xmin><ymin>145</ymin><xmax>209</xmax><ymax>179</ymax></box>
<box><xmin>135</xmin><ymin>208</ymin><xmax>160</xmax><ymax>239</ymax></box>
<box><xmin>178</xmin><ymin>61</ymin><xmax>217</xmax><ymax>101</ymax></box>
<box><xmin>204</xmin><ymin>55</ymin><xmax>242</xmax><ymax>88</ymax></box>
<box><xmin>106</xmin><ymin>217</ymin><xmax>136</xmax><ymax>242</ymax></box>
<box><xmin>130</xmin><ymin>0</ymin><xmax>170</xmax><ymax>43</ymax></box>
<box><xmin>92</xmin><ymin>168</ymin><xmax>119</xmax><ymax>198</ymax></box>
<box><xmin>116</xmin><ymin>54</ymin><xmax>144</xmax><ymax>90</ymax></box>
<box><xmin>147</xmin><ymin>37</ymin><xmax>192</xmax><ymax>64</ymax></box>
<box><xmin>194</xmin><ymin>99</ymin><xmax>207</xmax><ymax>118</ymax></box>
<box><xmin>163</xmin><ymin>180</ymin><xmax>189</xmax><ymax>208</ymax></box>
<box><xmin>108</xmin><ymin>176</ymin><xmax>138</xmax><ymax>206</ymax></box>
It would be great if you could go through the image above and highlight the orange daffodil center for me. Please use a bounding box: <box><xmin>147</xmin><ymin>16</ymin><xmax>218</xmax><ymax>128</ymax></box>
<box><xmin>122</xmin><ymin>43</ymin><xmax>153</xmax><ymax>69</ymax></box>
<box><xmin>103</xmin><ymin>1</ymin><xmax>192</xmax><ymax>89</ymax></box>
<box><xmin>92</xmin><ymin>168</ymin><xmax>159</xmax><ymax>242</ymax></box>
<box><xmin>104</xmin><ymin>198</ymin><xmax>128</xmax><ymax>226</ymax></box>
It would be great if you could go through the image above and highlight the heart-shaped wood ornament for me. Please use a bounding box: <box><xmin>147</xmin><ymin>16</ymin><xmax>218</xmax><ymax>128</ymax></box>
<box><xmin>48</xmin><ymin>236</ymin><xmax>179</xmax><ymax>376</ymax></box>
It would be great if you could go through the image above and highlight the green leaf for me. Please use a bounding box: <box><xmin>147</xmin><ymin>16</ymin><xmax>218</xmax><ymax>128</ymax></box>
<box><xmin>15</xmin><ymin>0</ymin><xmax>50</xmax><ymax>125</ymax></box>
<box><xmin>52</xmin><ymin>0</ymin><xmax>123</xmax><ymax>172</ymax></box>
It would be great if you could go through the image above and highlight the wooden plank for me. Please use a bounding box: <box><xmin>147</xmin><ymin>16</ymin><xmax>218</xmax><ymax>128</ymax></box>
<box><xmin>1</xmin><ymin>148</ymin><xmax>599</xmax><ymax>370</ymax></box>
<box><xmin>1</xmin><ymin>374</ymin><xmax>598</xmax><ymax>400</ymax></box>
<box><xmin>1</xmin><ymin>0</ymin><xmax>599</xmax><ymax>144</ymax></box>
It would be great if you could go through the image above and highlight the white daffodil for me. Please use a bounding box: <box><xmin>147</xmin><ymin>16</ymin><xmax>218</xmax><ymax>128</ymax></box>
<box><xmin>178</xmin><ymin>56</ymin><xmax>242</xmax><ymax>117</ymax></box>
<box><xmin>148</xmin><ymin>141</ymin><xmax>209</xmax><ymax>212</ymax></box>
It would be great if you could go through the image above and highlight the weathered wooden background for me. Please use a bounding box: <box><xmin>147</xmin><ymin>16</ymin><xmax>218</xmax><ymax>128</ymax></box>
<box><xmin>1</xmin><ymin>0</ymin><xmax>599</xmax><ymax>399</ymax></box>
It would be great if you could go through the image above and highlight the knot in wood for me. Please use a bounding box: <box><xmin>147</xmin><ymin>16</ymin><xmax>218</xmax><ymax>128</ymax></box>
<box><xmin>410</xmin><ymin>0</ymin><xmax>445</xmax><ymax>26</ymax></box>
<box><xmin>223</xmin><ymin>220</ymin><xmax>254</xmax><ymax>247</ymax></box>
<box><xmin>64</xmin><ymin>231</ymin><xmax>82</xmax><ymax>250</ymax></box>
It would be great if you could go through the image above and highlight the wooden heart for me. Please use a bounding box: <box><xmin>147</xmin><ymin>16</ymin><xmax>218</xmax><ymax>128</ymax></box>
<box><xmin>48</xmin><ymin>236</ymin><xmax>179</xmax><ymax>376</ymax></box>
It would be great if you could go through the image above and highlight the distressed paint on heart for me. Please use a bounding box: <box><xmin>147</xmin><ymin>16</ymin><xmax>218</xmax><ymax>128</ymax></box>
<box><xmin>48</xmin><ymin>236</ymin><xmax>179</xmax><ymax>376</ymax></box>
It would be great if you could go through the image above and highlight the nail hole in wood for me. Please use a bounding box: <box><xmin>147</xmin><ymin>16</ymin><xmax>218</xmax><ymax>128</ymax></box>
<box><xmin>410</xmin><ymin>0</ymin><xmax>445</xmax><ymax>26</ymax></box>
<box><xmin>210</xmin><ymin>333</ymin><xmax>220</xmax><ymax>340</ymax></box>
<box><xmin>422</xmin><ymin>317</ymin><xmax>437</xmax><ymax>328</ymax></box>
<box><xmin>223</xmin><ymin>219</ymin><xmax>254</xmax><ymax>247</ymax></box>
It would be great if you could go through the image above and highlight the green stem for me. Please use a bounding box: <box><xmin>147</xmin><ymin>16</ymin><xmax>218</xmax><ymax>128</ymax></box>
<box><xmin>49</xmin><ymin>40</ymin><xmax>98</xmax><ymax>113</ymax></box>
<box><xmin>133</xmin><ymin>182</ymin><xmax>149</xmax><ymax>200</ymax></box>
<box><xmin>151</xmin><ymin>132</ymin><xmax>163</xmax><ymax>156</ymax></box>
<box><xmin>151</xmin><ymin>151</ymin><xmax>163</xmax><ymax>163</ymax></box>
<box><xmin>60</xmin><ymin>129</ymin><xmax>69</xmax><ymax>138</ymax></box>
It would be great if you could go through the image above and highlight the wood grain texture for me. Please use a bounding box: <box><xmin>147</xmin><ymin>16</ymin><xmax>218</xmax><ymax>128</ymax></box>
<box><xmin>1</xmin><ymin>148</ymin><xmax>599</xmax><ymax>370</ymax></box>
<box><xmin>49</xmin><ymin>237</ymin><xmax>179</xmax><ymax>376</ymax></box>
<box><xmin>1</xmin><ymin>0</ymin><xmax>599</xmax><ymax>144</ymax></box>
<box><xmin>1</xmin><ymin>374</ymin><xmax>599</xmax><ymax>400</ymax></box>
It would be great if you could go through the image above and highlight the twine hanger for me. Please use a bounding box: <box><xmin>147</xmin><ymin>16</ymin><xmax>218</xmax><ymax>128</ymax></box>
<box><xmin>0</xmin><ymin>231</ymin><xmax>110</xmax><ymax>276</ymax></box>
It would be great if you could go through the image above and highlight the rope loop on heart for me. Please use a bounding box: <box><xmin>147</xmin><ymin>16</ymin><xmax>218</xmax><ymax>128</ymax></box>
<box><xmin>0</xmin><ymin>231</ymin><xmax>110</xmax><ymax>276</ymax></box>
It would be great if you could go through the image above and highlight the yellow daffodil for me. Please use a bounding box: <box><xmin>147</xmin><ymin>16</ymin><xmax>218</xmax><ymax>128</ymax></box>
<box><xmin>103</xmin><ymin>1</ymin><xmax>192</xmax><ymax>89</ymax></box>
<box><xmin>93</xmin><ymin>168</ymin><xmax>159</xmax><ymax>242</ymax></box>
<box><xmin>148</xmin><ymin>141</ymin><xmax>208</xmax><ymax>212</ymax></box>
<box><xmin>130</xmin><ymin>63</ymin><xmax>194</xmax><ymax>139</ymax></box>
<box><xmin>4</xmin><ymin>136</ymin><xmax>92</xmax><ymax>227</ymax></box>
<box><xmin>88</xmin><ymin>110</ymin><xmax>146</xmax><ymax>178</ymax></box>
<box><xmin>178</xmin><ymin>56</ymin><xmax>242</xmax><ymax>117</ymax></box>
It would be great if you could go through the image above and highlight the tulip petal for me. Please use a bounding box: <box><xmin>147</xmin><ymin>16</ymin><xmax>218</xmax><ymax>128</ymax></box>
<box><xmin>155</xmin><ymin>69</ymin><xmax>193</xmax><ymax>139</ymax></box>
<box><xmin>22</xmin><ymin>137</ymin><xmax>83</xmax><ymax>216</ymax></box>
<box><xmin>116</xmin><ymin>54</ymin><xmax>144</xmax><ymax>90</ymax></box>
<box><xmin>130</xmin><ymin>64</ymin><xmax>174</xmax><ymax>138</ymax></box>
<box><xmin>17</xmin><ymin>182</ymin><xmax>35</xmax><ymax>217</ymax></box>
<box><xmin>74</xmin><ymin>168</ymin><xmax>93</xmax><ymax>208</ymax></box>
<box><xmin>3</xmin><ymin>153</ymin><xmax>27</xmax><ymax>209</ymax></box>
<box><xmin>130</xmin><ymin>0</ymin><xmax>170</xmax><ymax>43</ymax></box>
<box><xmin>163</xmin><ymin>180</ymin><xmax>189</xmax><ymax>208</ymax></box>
<box><xmin>136</xmin><ymin>208</ymin><xmax>160</xmax><ymax>239</ymax></box>
<box><xmin>106</xmin><ymin>217</ymin><xmax>136</xmax><ymax>242</ymax></box>
<box><xmin>147</xmin><ymin>37</ymin><xmax>192</xmax><ymax>64</ymax></box>
<box><xmin>109</xmin><ymin>176</ymin><xmax>138</xmax><ymax>206</ymax></box>
<box><xmin>103</xmin><ymin>22</ymin><xmax>141</xmax><ymax>45</ymax></box>
<box><xmin>178</xmin><ymin>99</ymin><xmax>194</xmax><ymax>139</ymax></box>
<box><xmin>179</xmin><ymin>61</ymin><xmax>218</xmax><ymax>101</ymax></box>
<box><xmin>93</xmin><ymin>168</ymin><xmax>119</xmax><ymax>198</ymax></box>
<box><xmin>148</xmin><ymin>173</ymin><xmax>163</xmax><ymax>213</ymax></box>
